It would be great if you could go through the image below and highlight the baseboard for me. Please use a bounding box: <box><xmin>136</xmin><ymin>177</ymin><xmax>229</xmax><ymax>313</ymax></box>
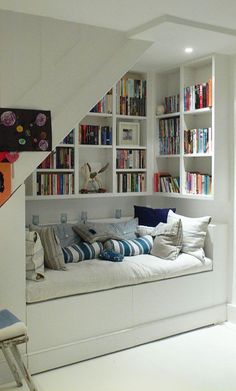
<box><xmin>28</xmin><ymin>304</ymin><xmax>226</xmax><ymax>375</ymax></box>
<box><xmin>227</xmin><ymin>303</ymin><xmax>236</xmax><ymax>323</ymax></box>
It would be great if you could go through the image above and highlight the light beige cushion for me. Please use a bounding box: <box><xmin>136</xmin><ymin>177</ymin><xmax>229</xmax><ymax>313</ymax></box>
<box><xmin>136</xmin><ymin>225</ymin><xmax>156</xmax><ymax>237</ymax></box>
<box><xmin>31</xmin><ymin>226</ymin><xmax>66</xmax><ymax>270</ymax></box>
<box><xmin>167</xmin><ymin>210</ymin><xmax>211</xmax><ymax>261</ymax></box>
<box><xmin>151</xmin><ymin>219</ymin><xmax>183</xmax><ymax>260</ymax></box>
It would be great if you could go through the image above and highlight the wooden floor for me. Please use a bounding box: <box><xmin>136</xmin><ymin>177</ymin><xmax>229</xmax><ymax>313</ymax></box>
<box><xmin>1</xmin><ymin>322</ymin><xmax>236</xmax><ymax>391</ymax></box>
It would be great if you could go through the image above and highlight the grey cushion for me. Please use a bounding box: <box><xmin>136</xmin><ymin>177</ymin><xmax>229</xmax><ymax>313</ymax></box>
<box><xmin>151</xmin><ymin>219</ymin><xmax>183</xmax><ymax>260</ymax></box>
<box><xmin>73</xmin><ymin>218</ymin><xmax>139</xmax><ymax>244</ymax></box>
<box><xmin>30</xmin><ymin>223</ymin><xmax>81</xmax><ymax>247</ymax></box>
<box><xmin>167</xmin><ymin>210</ymin><xmax>211</xmax><ymax>261</ymax></box>
<box><xmin>30</xmin><ymin>226</ymin><xmax>66</xmax><ymax>270</ymax></box>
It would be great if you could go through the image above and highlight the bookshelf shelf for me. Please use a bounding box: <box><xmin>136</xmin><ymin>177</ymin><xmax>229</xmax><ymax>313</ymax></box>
<box><xmin>183</xmin><ymin>153</ymin><xmax>212</xmax><ymax>158</ymax></box>
<box><xmin>87</xmin><ymin>112</ymin><xmax>113</xmax><ymax>118</ymax></box>
<box><xmin>116</xmin><ymin>168</ymin><xmax>146</xmax><ymax>173</ymax></box>
<box><xmin>36</xmin><ymin>169</ymin><xmax>74</xmax><ymax>173</ymax></box>
<box><xmin>78</xmin><ymin>145</ymin><xmax>113</xmax><ymax>149</ymax></box>
<box><xmin>184</xmin><ymin>108</ymin><xmax>212</xmax><ymax>115</ymax></box>
<box><xmin>116</xmin><ymin>114</ymin><xmax>146</xmax><ymax>120</ymax></box>
<box><xmin>157</xmin><ymin>154</ymin><xmax>180</xmax><ymax>158</ymax></box>
<box><xmin>116</xmin><ymin>145</ymin><xmax>146</xmax><ymax>150</ymax></box>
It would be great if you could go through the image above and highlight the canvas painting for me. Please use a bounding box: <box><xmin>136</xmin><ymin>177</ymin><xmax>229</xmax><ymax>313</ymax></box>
<box><xmin>0</xmin><ymin>163</ymin><xmax>11</xmax><ymax>206</ymax></box>
<box><xmin>0</xmin><ymin>108</ymin><xmax>52</xmax><ymax>152</ymax></box>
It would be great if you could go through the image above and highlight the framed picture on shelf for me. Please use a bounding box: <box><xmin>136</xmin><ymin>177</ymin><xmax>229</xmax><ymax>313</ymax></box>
<box><xmin>117</xmin><ymin>122</ymin><xmax>140</xmax><ymax>146</ymax></box>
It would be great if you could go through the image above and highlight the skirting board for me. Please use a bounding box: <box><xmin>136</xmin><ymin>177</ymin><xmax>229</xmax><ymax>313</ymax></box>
<box><xmin>227</xmin><ymin>304</ymin><xmax>236</xmax><ymax>323</ymax></box>
<box><xmin>28</xmin><ymin>304</ymin><xmax>226</xmax><ymax>375</ymax></box>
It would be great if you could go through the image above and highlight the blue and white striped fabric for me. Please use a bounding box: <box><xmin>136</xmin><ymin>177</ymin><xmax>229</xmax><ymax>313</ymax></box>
<box><xmin>62</xmin><ymin>241</ymin><xmax>103</xmax><ymax>263</ymax></box>
<box><xmin>104</xmin><ymin>235</ymin><xmax>153</xmax><ymax>256</ymax></box>
<box><xmin>0</xmin><ymin>309</ymin><xmax>27</xmax><ymax>341</ymax></box>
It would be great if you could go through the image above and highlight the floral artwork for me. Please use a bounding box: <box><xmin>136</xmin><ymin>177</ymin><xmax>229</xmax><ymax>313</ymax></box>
<box><xmin>0</xmin><ymin>108</ymin><xmax>52</xmax><ymax>152</ymax></box>
<box><xmin>0</xmin><ymin>163</ymin><xmax>11</xmax><ymax>206</ymax></box>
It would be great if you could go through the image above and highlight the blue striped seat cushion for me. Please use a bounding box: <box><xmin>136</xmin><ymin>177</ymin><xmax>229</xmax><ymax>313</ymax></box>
<box><xmin>104</xmin><ymin>235</ymin><xmax>153</xmax><ymax>256</ymax></box>
<box><xmin>62</xmin><ymin>241</ymin><xmax>103</xmax><ymax>263</ymax></box>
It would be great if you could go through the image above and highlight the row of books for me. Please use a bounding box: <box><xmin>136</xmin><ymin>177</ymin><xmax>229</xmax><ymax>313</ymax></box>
<box><xmin>118</xmin><ymin>96</ymin><xmax>146</xmax><ymax>117</ymax></box>
<box><xmin>79</xmin><ymin>125</ymin><xmax>112</xmax><ymax>145</ymax></box>
<box><xmin>185</xmin><ymin>172</ymin><xmax>212</xmax><ymax>195</ymax></box>
<box><xmin>61</xmin><ymin>130</ymin><xmax>74</xmax><ymax>145</ymax></box>
<box><xmin>38</xmin><ymin>148</ymin><xmax>74</xmax><ymax>169</ymax></box>
<box><xmin>116</xmin><ymin>77</ymin><xmax>147</xmax><ymax>116</ymax></box>
<box><xmin>164</xmin><ymin>94</ymin><xmax>180</xmax><ymax>114</ymax></box>
<box><xmin>117</xmin><ymin>173</ymin><xmax>146</xmax><ymax>193</ymax></box>
<box><xmin>159</xmin><ymin>117</ymin><xmax>180</xmax><ymax>138</ymax></box>
<box><xmin>184</xmin><ymin>79</ymin><xmax>212</xmax><ymax>111</ymax></box>
<box><xmin>36</xmin><ymin>173</ymin><xmax>74</xmax><ymax>196</ymax></box>
<box><xmin>184</xmin><ymin>128</ymin><xmax>212</xmax><ymax>154</ymax></box>
<box><xmin>116</xmin><ymin>149</ymin><xmax>146</xmax><ymax>169</ymax></box>
<box><xmin>90</xmin><ymin>89</ymin><xmax>113</xmax><ymax>114</ymax></box>
<box><xmin>153</xmin><ymin>172</ymin><xmax>180</xmax><ymax>193</ymax></box>
<box><xmin>159</xmin><ymin>137</ymin><xmax>180</xmax><ymax>155</ymax></box>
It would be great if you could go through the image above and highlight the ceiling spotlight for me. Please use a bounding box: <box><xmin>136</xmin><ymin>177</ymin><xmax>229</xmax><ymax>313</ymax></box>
<box><xmin>185</xmin><ymin>47</ymin><xmax>193</xmax><ymax>54</ymax></box>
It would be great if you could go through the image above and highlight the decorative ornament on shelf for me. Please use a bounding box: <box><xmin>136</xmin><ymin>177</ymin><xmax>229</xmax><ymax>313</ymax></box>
<box><xmin>80</xmin><ymin>162</ymin><xmax>109</xmax><ymax>193</ymax></box>
<box><xmin>156</xmin><ymin>104</ymin><xmax>165</xmax><ymax>115</ymax></box>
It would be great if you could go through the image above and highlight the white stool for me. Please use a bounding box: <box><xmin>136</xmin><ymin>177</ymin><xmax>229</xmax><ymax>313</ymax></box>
<box><xmin>0</xmin><ymin>309</ymin><xmax>38</xmax><ymax>391</ymax></box>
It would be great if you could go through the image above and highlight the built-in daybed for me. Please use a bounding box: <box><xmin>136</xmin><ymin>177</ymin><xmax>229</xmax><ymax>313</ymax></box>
<box><xmin>26</xmin><ymin>223</ymin><xmax>227</xmax><ymax>374</ymax></box>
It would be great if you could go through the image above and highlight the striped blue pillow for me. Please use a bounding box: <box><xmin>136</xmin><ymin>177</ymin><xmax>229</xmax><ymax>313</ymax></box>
<box><xmin>104</xmin><ymin>235</ymin><xmax>153</xmax><ymax>256</ymax></box>
<box><xmin>62</xmin><ymin>241</ymin><xmax>103</xmax><ymax>263</ymax></box>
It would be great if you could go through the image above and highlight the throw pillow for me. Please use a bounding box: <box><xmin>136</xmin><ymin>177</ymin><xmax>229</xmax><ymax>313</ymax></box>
<box><xmin>167</xmin><ymin>210</ymin><xmax>211</xmax><ymax>261</ymax></box>
<box><xmin>151</xmin><ymin>219</ymin><xmax>183</xmax><ymax>260</ymax></box>
<box><xmin>30</xmin><ymin>223</ymin><xmax>81</xmax><ymax>247</ymax></box>
<box><xmin>31</xmin><ymin>226</ymin><xmax>66</xmax><ymax>270</ymax></box>
<box><xmin>136</xmin><ymin>225</ymin><xmax>156</xmax><ymax>237</ymax></box>
<box><xmin>104</xmin><ymin>235</ymin><xmax>153</xmax><ymax>256</ymax></box>
<box><xmin>25</xmin><ymin>231</ymin><xmax>45</xmax><ymax>281</ymax></box>
<box><xmin>62</xmin><ymin>241</ymin><xmax>103</xmax><ymax>263</ymax></box>
<box><xmin>99</xmin><ymin>249</ymin><xmax>124</xmax><ymax>262</ymax></box>
<box><xmin>134</xmin><ymin>206</ymin><xmax>176</xmax><ymax>227</ymax></box>
<box><xmin>72</xmin><ymin>223</ymin><xmax>120</xmax><ymax>244</ymax></box>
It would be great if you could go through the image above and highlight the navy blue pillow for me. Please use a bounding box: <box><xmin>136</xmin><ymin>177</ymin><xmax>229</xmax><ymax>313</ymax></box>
<box><xmin>134</xmin><ymin>206</ymin><xmax>176</xmax><ymax>227</ymax></box>
<box><xmin>99</xmin><ymin>249</ymin><xmax>124</xmax><ymax>262</ymax></box>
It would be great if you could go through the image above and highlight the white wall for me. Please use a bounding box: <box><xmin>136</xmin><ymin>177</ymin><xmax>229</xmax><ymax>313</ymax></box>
<box><xmin>0</xmin><ymin>10</ymin><xmax>151</xmax><ymax>384</ymax></box>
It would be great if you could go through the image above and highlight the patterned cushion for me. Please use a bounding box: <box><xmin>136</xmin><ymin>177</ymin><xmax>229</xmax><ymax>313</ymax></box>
<box><xmin>104</xmin><ymin>235</ymin><xmax>153</xmax><ymax>256</ymax></box>
<box><xmin>31</xmin><ymin>226</ymin><xmax>66</xmax><ymax>270</ymax></box>
<box><xmin>30</xmin><ymin>223</ymin><xmax>81</xmax><ymax>247</ymax></box>
<box><xmin>99</xmin><ymin>249</ymin><xmax>124</xmax><ymax>262</ymax></box>
<box><xmin>62</xmin><ymin>241</ymin><xmax>103</xmax><ymax>263</ymax></box>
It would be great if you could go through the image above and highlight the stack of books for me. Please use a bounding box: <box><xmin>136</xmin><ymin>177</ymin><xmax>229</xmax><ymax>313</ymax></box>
<box><xmin>184</xmin><ymin>128</ymin><xmax>212</xmax><ymax>154</ymax></box>
<box><xmin>153</xmin><ymin>172</ymin><xmax>180</xmax><ymax>193</ymax></box>
<box><xmin>164</xmin><ymin>94</ymin><xmax>180</xmax><ymax>114</ymax></box>
<box><xmin>117</xmin><ymin>173</ymin><xmax>146</xmax><ymax>193</ymax></box>
<box><xmin>38</xmin><ymin>147</ymin><xmax>74</xmax><ymax>169</ymax></box>
<box><xmin>116</xmin><ymin>149</ymin><xmax>146</xmax><ymax>169</ymax></box>
<box><xmin>37</xmin><ymin>173</ymin><xmax>74</xmax><ymax>196</ymax></box>
<box><xmin>184</xmin><ymin>79</ymin><xmax>212</xmax><ymax>111</ymax></box>
<box><xmin>79</xmin><ymin>125</ymin><xmax>112</xmax><ymax>145</ymax></box>
<box><xmin>159</xmin><ymin>116</ymin><xmax>180</xmax><ymax>155</ymax></box>
<box><xmin>116</xmin><ymin>77</ymin><xmax>146</xmax><ymax>116</ymax></box>
<box><xmin>90</xmin><ymin>89</ymin><xmax>113</xmax><ymax>114</ymax></box>
<box><xmin>185</xmin><ymin>172</ymin><xmax>212</xmax><ymax>195</ymax></box>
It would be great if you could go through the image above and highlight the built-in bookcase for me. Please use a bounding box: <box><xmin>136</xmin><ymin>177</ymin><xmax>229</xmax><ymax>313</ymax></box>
<box><xmin>25</xmin><ymin>71</ymin><xmax>149</xmax><ymax>199</ymax></box>
<box><xmin>155</xmin><ymin>56</ymin><xmax>214</xmax><ymax>199</ymax></box>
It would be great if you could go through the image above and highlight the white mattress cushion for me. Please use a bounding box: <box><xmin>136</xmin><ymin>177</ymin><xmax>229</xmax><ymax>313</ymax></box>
<box><xmin>26</xmin><ymin>253</ymin><xmax>212</xmax><ymax>303</ymax></box>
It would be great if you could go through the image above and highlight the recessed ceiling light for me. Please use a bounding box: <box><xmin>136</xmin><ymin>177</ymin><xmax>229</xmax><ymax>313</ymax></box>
<box><xmin>185</xmin><ymin>47</ymin><xmax>193</xmax><ymax>54</ymax></box>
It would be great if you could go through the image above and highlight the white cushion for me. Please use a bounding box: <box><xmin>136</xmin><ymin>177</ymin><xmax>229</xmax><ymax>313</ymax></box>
<box><xmin>167</xmin><ymin>210</ymin><xmax>211</xmax><ymax>261</ymax></box>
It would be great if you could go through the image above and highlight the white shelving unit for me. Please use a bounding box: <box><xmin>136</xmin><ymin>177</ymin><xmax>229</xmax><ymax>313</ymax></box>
<box><xmin>155</xmin><ymin>56</ymin><xmax>214</xmax><ymax>199</ymax></box>
<box><xmin>25</xmin><ymin>71</ymin><xmax>149</xmax><ymax>200</ymax></box>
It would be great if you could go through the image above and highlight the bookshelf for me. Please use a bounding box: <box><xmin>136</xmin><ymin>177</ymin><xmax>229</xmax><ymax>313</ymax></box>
<box><xmin>154</xmin><ymin>56</ymin><xmax>214</xmax><ymax>199</ymax></box>
<box><xmin>25</xmin><ymin>71</ymin><xmax>149</xmax><ymax>199</ymax></box>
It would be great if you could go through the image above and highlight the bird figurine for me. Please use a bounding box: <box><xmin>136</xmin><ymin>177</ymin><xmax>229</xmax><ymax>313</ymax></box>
<box><xmin>80</xmin><ymin>162</ymin><xmax>109</xmax><ymax>193</ymax></box>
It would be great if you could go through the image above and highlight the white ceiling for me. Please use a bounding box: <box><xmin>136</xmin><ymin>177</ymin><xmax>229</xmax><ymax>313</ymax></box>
<box><xmin>1</xmin><ymin>0</ymin><xmax>236</xmax><ymax>71</ymax></box>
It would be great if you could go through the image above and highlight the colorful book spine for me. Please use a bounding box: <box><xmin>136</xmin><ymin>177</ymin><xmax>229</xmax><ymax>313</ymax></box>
<box><xmin>36</xmin><ymin>173</ymin><xmax>74</xmax><ymax>196</ymax></box>
<box><xmin>79</xmin><ymin>125</ymin><xmax>112</xmax><ymax>145</ymax></box>
<box><xmin>163</xmin><ymin>94</ymin><xmax>180</xmax><ymax>114</ymax></box>
<box><xmin>185</xmin><ymin>172</ymin><xmax>212</xmax><ymax>195</ymax></box>
<box><xmin>153</xmin><ymin>172</ymin><xmax>180</xmax><ymax>193</ymax></box>
<box><xmin>184</xmin><ymin>79</ymin><xmax>212</xmax><ymax>111</ymax></box>
<box><xmin>116</xmin><ymin>149</ymin><xmax>146</xmax><ymax>169</ymax></box>
<box><xmin>159</xmin><ymin>116</ymin><xmax>180</xmax><ymax>155</ymax></box>
<box><xmin>38</xmin><ymin>147</ymin><xmax>74</xmax><ymax>169</ymax></box>
<box><xmin>90</xmin><ymin>89</ymin><xmax>113</xmax><ymax>114</ymax></box>
<box><xmin>61</xmin><ymin>129</ymin><xmax>74</xmax><ymax>144</ymax></box>
<box><xmin>116</xmin><ymin>172</ymin><xmax>146</xmax><ymax>192</ymax></box>
<box><xmin>184</xmin><ymin>128</ymin><xmax>212</xmax><ymax>154</ymax></box>
<box><xmin>116</xmin><ymin>77</ymin><xmax>146</xmax><ymax>116</ymax></box>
